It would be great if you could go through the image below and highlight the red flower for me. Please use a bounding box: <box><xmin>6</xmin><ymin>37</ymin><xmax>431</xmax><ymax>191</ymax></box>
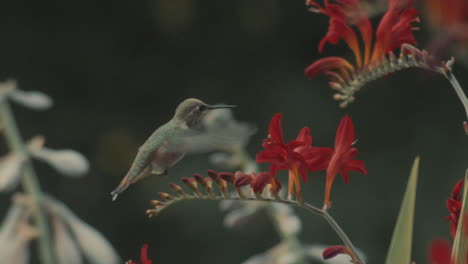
<box><xmin>322</xmin><ymin>245</ymin><xmax>356</xmax><ymax>261</ymax></box>
<box><xmin>126</xmin><ymin>244</ymin><xmax>153</xmax><ymax>264</ymax></box>
<box><xmin>324</xmin><ymin>115</ymin><xmax>367</xmax><ymax>207</ymax></box>
<box><xmin>428</xmin><ymin>239</ymin><xmax>452</xmax><ymax>264</ymax></box>
<box><xmin>306</xmin><ymin>0</ymin><xmax>418</xmax><ymax>73</ymax></box>
<box><xmin>446</xmin><ymin>180</ymin><xmax>463</xmax><ymax>239</ymax></box>
<box><xmin>305</xmin><ymin>0</ymin><xmax>419</xmax><ymax>107</ymax></box>
<box><xmin>256</xmin><ymin>113</ymin><xmax>330</xmax><ymax>200</ymax></box>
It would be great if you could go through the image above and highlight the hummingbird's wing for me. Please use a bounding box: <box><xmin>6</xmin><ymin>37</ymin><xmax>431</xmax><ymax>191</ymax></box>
<box><xmin>168</xmin><ymin>111</ymin><xmax>256</xmax><ymax>154</ymax></box>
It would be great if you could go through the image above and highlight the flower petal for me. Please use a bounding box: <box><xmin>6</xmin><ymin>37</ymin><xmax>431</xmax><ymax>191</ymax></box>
<box><xmin>45</xmin><ymin>196</ymin><xmax>120</xmax><ymax>264</ymax></box>
<box><xmin>0</xmin><ymin>199</ymin><xmax>35</xmax><ymax>264</ymax></box>
<box><xmin>305</xmin><ymin>57</ymin><xmax>354</xmax><ymax>80</ymax></box>
<box><xmin>334</xmin><ymin>115</ymin><xmax>355</xmax><ymax>152</ymax></box>
<box><xmin>140</xmin><ymin>244</ymin><xmax>153</xmax><ymax>264</ymax></box>
<box><xmin>345</xmin><ymin>159</ymin><xmax>368</xmax><ymax>175</ymax></box>
<box><xmin>52</xmin><ymin>215</ymin><xmax>83</xmax><ymax>264</ymax></box>
<box><xmin>372</xmin><ymin>0</ymin><xmax>418</xmax><ymax>60</ymax></box>
<box><xmin>267</xmin><ymin>113</ymin><xmax>284</xmax><ymax>144</ymax></box>
<box><xmin>251</xmin><ymin>172</ymin><xmax>271</xmax><ymax>194</ymax></box>
<box><xmin>323</xmin><ymin>245</ymin><xmax>355</xmax><ymax>261</ymax></box>
<box><xmin>8</xmin><ymin>90</ymin><xmax>53</xmax><ymax>111</ymax></box>
<box><xmin>295</xmin><ymin>127</ymin><xmax>312</xmax><ymax>145</ymax></box>
<box><xmin>304</xmin><ymin>147</ymin><xmax>334</xmax><ymax>171</ymax></box>
<box><xmin>31</xmin><ymin>148</ymin><xmax>90</xmax><ymax>177</ymax></box>
<box><xmin>233</xmin><ymin>172</ymin><xmax>254</xmax><ymax>187</ymax></box>
<box><xmin>0</xmin><ymin>153</ymin><xmax>26</xmax><ymax>192</ymax></box>
<box><xmin>319</xmin><ymin>6</ymin><xmax>363</xmax><ymax>67</ymax></box>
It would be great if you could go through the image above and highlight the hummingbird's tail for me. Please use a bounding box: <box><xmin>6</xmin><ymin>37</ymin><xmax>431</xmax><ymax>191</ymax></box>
<box><xmin>110</xmin><ymin>181</ymin><xmax>129</xmax><ymax>201</ymax></box>
<box><xmin>111</xmin><ymin>165</ymin><xmax>154</xmax><ymax>201</ymax></box>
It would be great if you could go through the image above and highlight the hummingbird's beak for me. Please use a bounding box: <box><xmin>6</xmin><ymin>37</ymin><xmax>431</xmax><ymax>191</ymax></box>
<box><xmin>207</xmin><ymin>104</ymin><xmax>237</xmax><ymax>109</ymax></box>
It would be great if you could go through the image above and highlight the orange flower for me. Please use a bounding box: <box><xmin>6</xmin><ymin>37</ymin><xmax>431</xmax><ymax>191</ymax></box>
<box><xmin>305</xmin><ymin>0</ymin><xmax>419</xmax><ymax>107</ymax></box>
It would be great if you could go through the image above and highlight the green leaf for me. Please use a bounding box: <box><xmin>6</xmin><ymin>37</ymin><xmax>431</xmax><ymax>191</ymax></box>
<box><xmin>451</xmin><ymin>170</ymin><xmax>468</xmax><ymax>264</ymax></box>
<box><xmin>384</xmin><ymin>156</ymin><xmax>420</xmax><ymax>264</ymax></box>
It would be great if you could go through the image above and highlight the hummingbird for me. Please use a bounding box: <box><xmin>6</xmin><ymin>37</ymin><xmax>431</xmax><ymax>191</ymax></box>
<box><xmin>111</xmin><ymin>98</ymin><xmax>237</xmax><ymax>201</ymax></box>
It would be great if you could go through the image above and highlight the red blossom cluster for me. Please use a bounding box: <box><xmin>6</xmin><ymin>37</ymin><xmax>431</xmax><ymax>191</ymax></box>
<box><xmin>446</xmin><ymin>180</ymin><xmax>463</xmax><ymax>239</ymax></box>
<box><xmin>428</xmin><ymin>180</ymin><xmax>467</xmax><ymax>264</ymax></box>
<box><xmin>305</xmin><ymin>0</ymin><xmax>418</xmax><ymax>80</ymax></box>
<box><xmin>255</xmin><ymin>113</ymin><xmax>367</xmax><ymax>207</ymax></box>
<box><xmin>126</xmin><ymin>244</ymin><xmax>152</xmax><ymax>264</ymax></box>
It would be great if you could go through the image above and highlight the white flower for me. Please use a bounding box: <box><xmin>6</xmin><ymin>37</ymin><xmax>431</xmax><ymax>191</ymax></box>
<box><xmin>52</xmin><ymin>215</ymin><xmax>83</xmax><ymax>264</ymax></box>
<box><xmin>0</xmin><ymin>153</ymin><xmax>26</xmax><ymax>191</ymax></box>
<box><xmin>45</xmin><ymin>196</ymin><xmax>120</xmax><ymax>264</ymax></box>
<box><xmin>0</xmin><ymin>198</ymin><xmax>36</xmax><ymax>264</ymax></box>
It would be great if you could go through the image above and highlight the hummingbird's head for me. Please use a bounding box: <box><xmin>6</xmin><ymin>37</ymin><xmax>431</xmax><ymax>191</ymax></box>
<box><xmin>174</xmin><ymin>98</ymin><xmax>236</xmax><ymax>129</ymax></box>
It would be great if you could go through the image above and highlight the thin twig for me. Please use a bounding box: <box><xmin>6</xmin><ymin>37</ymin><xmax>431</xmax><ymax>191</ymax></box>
<box><xmin>0</xmin><ymin>100</ymin><xmax>56</xmax><ymax>264</ymax></box>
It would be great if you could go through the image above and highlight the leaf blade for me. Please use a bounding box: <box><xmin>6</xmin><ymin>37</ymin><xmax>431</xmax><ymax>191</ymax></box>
<box><xmin>384</xmin><ymin>156</ymin><xmax>420</xmax><ymax>264</ymax></box>
<box><xmin>451</xmin><ymin>170</ymin><xmax>468</xmax><ymax>264</ymax></box>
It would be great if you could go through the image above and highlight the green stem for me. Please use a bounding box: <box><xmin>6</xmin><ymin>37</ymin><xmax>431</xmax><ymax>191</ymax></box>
<box><xmin>0</xmin><ymin>100</ymin><xmax>56</xmax><ymax>264</ymax></box>
<box><xmin>162</xmin><ymin>191</ymin><xmax>364</xmax><ymax>264</ymax></box>
<box><xmin>445</xmin><ymin>70</ymin><xmax>468</xmax><ymax>121</ymax></box>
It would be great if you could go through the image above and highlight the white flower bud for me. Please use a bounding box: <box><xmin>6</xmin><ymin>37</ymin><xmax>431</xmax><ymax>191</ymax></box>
<box><xmin>0</xmin><ymin>153</ymin><xmax>26</xmax><ymax>191</ymax></box>
<box><xmin>8</xmin><ymin>90</ymin><xmax>53</xmax><ymax>110</ymax></box>
<box><xmin>31</xmin><ymin>148</ymin><xmax>89</xmax><ymax>177</ymax></box>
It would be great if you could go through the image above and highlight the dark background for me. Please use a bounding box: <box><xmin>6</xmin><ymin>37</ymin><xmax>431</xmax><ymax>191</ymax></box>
<box><xmin>0</xmin><ymin>0</ymin><xmax>466</xmax><ymax>263</ymax></box>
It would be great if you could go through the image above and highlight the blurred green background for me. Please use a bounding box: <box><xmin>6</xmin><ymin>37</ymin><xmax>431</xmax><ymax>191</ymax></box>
<box><xmin>0</xmin><ymin>0</ymin><xmax>466</xmax><ymax>263</ymax></box>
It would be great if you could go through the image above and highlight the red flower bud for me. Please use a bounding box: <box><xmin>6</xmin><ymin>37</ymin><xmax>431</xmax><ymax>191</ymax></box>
<box><xmin>322</xmin><ymin>245</ymin><xmax>354</xmax><ymax>261</ymax></box>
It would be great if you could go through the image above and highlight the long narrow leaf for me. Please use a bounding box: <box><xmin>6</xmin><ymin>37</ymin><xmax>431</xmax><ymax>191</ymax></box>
<box><xmin>451</xmin><ymin>170</ymin><xmax>468</xmax><ymax>264</ymax></box>
<box><xmin>384</xmin><ymin>156</ymin><xmax>420</xmax><ymax>264</ymax></box>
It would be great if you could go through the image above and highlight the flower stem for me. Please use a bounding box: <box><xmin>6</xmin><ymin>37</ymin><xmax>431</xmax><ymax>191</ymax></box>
<box><xmin>444</xmin><ymin>70</ymin><xmax>468</xmax><ymax>122</ymax></box>
<box><xmin>235</xmin><ymin>152</ymin><xmax>362</xmax><ymax>263</ymax></box>
<box><xmin>317</xmin><ymin>208</ymin><xmax>364</xmax><ymax>264</ymax></box>
<box><xmin>0</xmin><ymin>100</ymin><xmax>56</xmax><ymax>264</ymax></box>
<box><xmin>153</xmin><ymin>190</ymin><xmax>364</xmax><ymax>264</ymax></box>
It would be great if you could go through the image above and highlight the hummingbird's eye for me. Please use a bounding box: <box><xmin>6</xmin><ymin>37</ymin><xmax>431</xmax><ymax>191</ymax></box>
<box><xmin>197</xmin><ymin>105</ymin><xmax>208</xmax><ymax>111</ymax></box>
